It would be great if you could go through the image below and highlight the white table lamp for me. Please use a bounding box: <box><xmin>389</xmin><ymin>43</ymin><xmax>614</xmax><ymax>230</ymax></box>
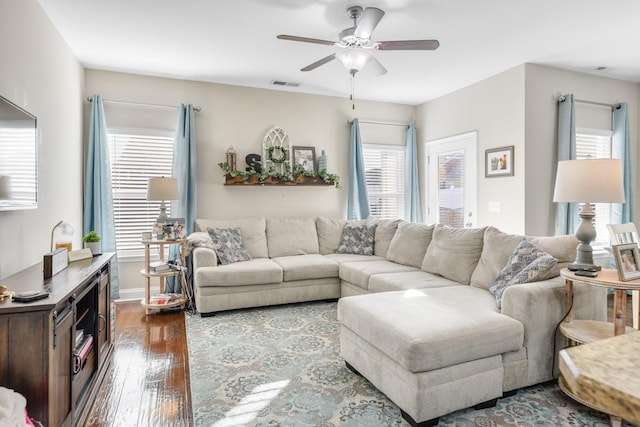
<box><xmin>50</xmin><ymin>220</ymin><xmax>75</xmax><ymax>252</ymax></box>
<box><xmin>553</xmin><ymin>159</ymin><xmax>625</xmax><ymax>270</ymax></box>
<box><xmin>147</xmin><ymin>177</ymin><xmax>178</xmax><ymax>223</ymax></box>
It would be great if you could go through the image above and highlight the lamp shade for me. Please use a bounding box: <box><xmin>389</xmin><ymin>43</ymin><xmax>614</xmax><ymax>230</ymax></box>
<box><xmin>147</xmin><ymin>177</ymin><xmax>178</xmax><ymax>201</ymax></box>
<box><xmin>336</xmin><ymin>48</ymin><xmax>372</xmax><ymax>74</ymax></box>
<box><xmin>553</xmin><ymin>159</ymin><xmax>625</xmax><ymax>203</ymax></box>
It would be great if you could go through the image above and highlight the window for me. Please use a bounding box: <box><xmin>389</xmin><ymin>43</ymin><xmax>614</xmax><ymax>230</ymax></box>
<box><xmin>108</xmin><ymin>130</ymin><xmax>174</xmax><ymax>257</ymax></box>
<box><xmin>576</xmin><ymin>128</ymin><xmax>613</xmax><ymax>246</ymax></box>
<box><xmin>363</xmin><ymin>144</ymin><xmax>405</xmax><ymax>219</ymax></box>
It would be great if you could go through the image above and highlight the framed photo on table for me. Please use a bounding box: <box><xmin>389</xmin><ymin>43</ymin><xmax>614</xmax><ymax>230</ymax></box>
<box><xmin>292</xmin><ymin>146</ymin><xmax>316</xmax><ymax>174</ymax></box>
<box><xmin>612</xmin><ymin>243</ymin><xmax>640</xmax><ymax>281</ymax></box>
<box><xmin>485</xmin><ymin>146</ymin><xmax>514</xmax><ymax>177</ymax></box>
<box><xmin>164</xmin><ymin>217</ymin><xmax>186</xmax><ymax>240</ymax></box>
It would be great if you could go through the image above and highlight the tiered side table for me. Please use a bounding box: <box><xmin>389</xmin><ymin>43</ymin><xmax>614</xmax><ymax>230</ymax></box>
<box><xmin>140</xmin><ymin>238</ymin><xmax>187</xmax><ymax>315</ymax></box>
<box><xmin>558</xmin><ymin>268</ymin><xmax>639</xmax><ymax>427</ymax></box>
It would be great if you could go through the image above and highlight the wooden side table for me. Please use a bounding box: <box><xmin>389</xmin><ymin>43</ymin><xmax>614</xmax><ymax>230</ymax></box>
<box><xmin>560</xmin><ymin>268</ymin><xmax>639</xmax><ymax>344</ymax></box>
<box><xmin>559</xmin><ymin>268</ymin><xmax>640</xmax><ymax>426</ymax></box>
<box><xmin>140</xmin><ymin>238</ymin><xmax>187</xmax><ymax>315</ymax></box>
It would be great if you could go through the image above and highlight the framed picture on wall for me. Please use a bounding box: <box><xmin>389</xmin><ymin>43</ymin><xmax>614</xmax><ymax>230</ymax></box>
<box><xmin>485</xmin><ymin>146</ymin><xmax>514</xmax><ymax>177</ymax></box>
<box><xmin>292</xmin><ymin>146</ymin><xmax>317</xmax><ymax>174</ymax></box>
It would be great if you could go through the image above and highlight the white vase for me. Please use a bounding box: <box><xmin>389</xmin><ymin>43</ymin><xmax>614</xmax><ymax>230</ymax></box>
<box><xmin>84</xmin><ymin>242</ymin><xmax>101</xmax><ymax>256</ymax></box>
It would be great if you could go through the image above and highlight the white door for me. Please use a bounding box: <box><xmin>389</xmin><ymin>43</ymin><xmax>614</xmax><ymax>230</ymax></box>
<box><xmin>426</xmin><ymin>131</ymin><xmax>477</xmax><ymax>227</ymax></box>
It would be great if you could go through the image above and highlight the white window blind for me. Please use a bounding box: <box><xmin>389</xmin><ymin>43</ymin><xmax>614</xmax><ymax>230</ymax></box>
<box><xmin>576</xmin><ymin>128</ymin><xmax>613</xmax><ymax>246</ymax></box>
<box><xmin>108</xmin><ymin>131</ymin><xmax>174</xmax><ymax>257</ymax></box>
<box><xmin>363</xmin><ymin>144</ymin><xmax>405</xmax><ymax>220</ymax></box>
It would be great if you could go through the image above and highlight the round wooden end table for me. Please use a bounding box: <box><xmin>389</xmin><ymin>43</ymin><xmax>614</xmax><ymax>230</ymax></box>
<box><xmin>559</xmin><ymin>268</ymin><xmax>640</xmax><ymax>426</ymax></box>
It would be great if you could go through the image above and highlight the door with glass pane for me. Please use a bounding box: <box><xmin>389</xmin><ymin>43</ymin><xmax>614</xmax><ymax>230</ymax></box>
<box><xmin>426</xmin><ymin>132</ymin><xmax>477</xmax><ymax>227</ymax></box>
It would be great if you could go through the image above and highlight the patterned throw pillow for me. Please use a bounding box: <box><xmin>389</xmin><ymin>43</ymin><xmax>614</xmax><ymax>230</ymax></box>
<box><xmin>336</xmin><ymin>224</ymin><xmax>377</xmax><ymax>255</ymax></box>
<box><xmin>489</xmin><ymin>239</ymin><xmax>557</xmax><ymax>309</ymax></box>
<box><xmin>207</xmin><ymin>227</ymin><xmax>252</xmax><ymax>265</ymax></box>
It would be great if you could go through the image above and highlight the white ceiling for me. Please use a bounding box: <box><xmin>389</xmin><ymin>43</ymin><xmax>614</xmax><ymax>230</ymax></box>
<box><xmin>36</xmin><ymin>0</ymin><xmax>640</xmax><ymax>106</ymax></box>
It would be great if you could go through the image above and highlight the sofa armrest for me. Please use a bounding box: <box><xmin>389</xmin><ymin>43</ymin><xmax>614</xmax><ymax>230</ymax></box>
<box><xmin>193</xmin><ymin>247</ymin><xmax>218</xmax><ymax>270</ymax></box>
<box><xmin>501</xmin><ymin>276</ymin><xmax>607</xmax><ymax>386</ymax></box>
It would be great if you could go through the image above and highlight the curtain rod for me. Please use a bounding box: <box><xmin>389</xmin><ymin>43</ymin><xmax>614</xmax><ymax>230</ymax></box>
<box><xmin>86</xmin><ymin>96</ymin><xmax>201</xmax><ymax>112</ymax></box>
<box><xmin>558</xmin><ymin>95</ymin><xmax>620</xmax><ymax>109</ymax></box>
<box><xmin>347</xmin><ymin>119</ymin><xmax>409</xmax><ymax>127</ymax></box>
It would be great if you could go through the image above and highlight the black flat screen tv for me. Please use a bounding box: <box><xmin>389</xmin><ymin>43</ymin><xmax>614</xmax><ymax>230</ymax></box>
<box><xmin>0</xmin><ymin>95</ymin><xmax>38</xmax><ymax>211</ymax></box>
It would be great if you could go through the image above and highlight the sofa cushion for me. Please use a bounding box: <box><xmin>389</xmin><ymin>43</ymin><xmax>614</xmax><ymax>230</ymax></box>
<box><xmin>339</xmin><ymin>260</ymin><xmax>418</xmax><ymax>291</ymax></box>
<box><xmin>195</xmin><ymin>258</ymin><xmax>283</xmax><ymax>287</ymax></box>
<box><xmin>316</xmin><ymin>217</ymin><xmax>347</xmax><ymax>254</ymax></box>
<box><xmin>421</xmin><ymin>225</ymin><xmax>486</xmax><ymax>285</ymax></box>
<box><xmin>207</xmin><ymin>227</ymin><xmax>252</xmax><ymax>265</ymax></box>
<box><xmin>368</xmin><ymin>270</ymin><xmax>462</xmax><ymax>293</ymax></box>
<box><xmin>337</xmin><ymin>286</ymin><xmax>524</xmax><ymax>373</ymax></box>
<box><xmin>336</xmin><ymin>223</ymin><xmax>376</xmax><ymax>255</ymax></box>
<box><xmin>196</xmin><ymin>217</ymin><xmax>268</xmax><ymax>259</ymax></box>
<box><xmin>324</xmin><ymin>253</ymin><xmax>385</xmax><ymax>264</ymax></box>
<box><xmin>271</xmin><ymin>254</ymin><xmax>339</xmax><ymax>281</ymax></box>
<box><xmin>489</xmin><ymin>240</ymin><xmax>557</xmax><ymax>309</ymax></box>
<box><xmin>267</xmin><ymin>218</ymin><xmax>320</xmax><ymax>257</ymax></box>
<box><xmin>366</xmin><ymin>218</ymin><xmax>401</xmax><ymax>257</ymax></box>
<box><xmin>470</xmin><ymin>227</ymin><xmax>578</xmax><ymax>290</ymax></box>
<box><xmin>386</xmin><ymin>222</ymin><xmax>435</xmax><ymax>268</ymax></box>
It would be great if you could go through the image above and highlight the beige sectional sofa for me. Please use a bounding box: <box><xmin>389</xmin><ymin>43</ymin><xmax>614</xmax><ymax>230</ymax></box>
<box><xmin>187</xmin><ymin>216</ymin><xmax>606</xmax><ymax>426</ymax></box>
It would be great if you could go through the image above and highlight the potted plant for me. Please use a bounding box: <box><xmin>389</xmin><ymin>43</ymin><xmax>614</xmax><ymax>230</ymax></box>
<box><xmin>82</xmin><ymin>230</ymin><xmax>102</xmax><ymax>255</ymax></box>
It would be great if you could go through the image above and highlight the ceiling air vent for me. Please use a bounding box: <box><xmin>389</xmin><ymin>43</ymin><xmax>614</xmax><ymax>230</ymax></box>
<box><xmin>270</xmin><ymin>80</ymin><xmax>301</xmax><ymax>87</ymax></box>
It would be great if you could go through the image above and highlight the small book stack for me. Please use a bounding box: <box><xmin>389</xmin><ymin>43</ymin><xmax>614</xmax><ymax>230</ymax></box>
<box><xmin>148</xmin><ymin>293</ymin><xmax>182</xmax><ymax>305</ymax></box>
<box><xmin>149</xmin><ymin>261</ymin><xmax>171</xmax><ymax>273</ymax></box>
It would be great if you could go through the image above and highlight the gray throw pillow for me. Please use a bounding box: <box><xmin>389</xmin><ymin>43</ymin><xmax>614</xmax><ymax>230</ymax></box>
<box><xmin>336</xmin><ymin>224</ymin><xmax>377</xmax><ymax>255</ymax></box>
<box><xmin>489</xmin><ymin>239</ymin><xmax>557</xmax><ymax>309</ymax></box>
<box><xmin>207</xmin><ymin>227</ymin><xmax>252</xmax><ymax>265</ymax></box>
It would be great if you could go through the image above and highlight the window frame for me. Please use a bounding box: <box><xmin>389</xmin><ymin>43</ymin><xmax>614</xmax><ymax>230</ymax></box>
<box><xmin>362</xmin><ymin>143</ymin><xmax>406</xmax><ymax>220</ymax></box>
<box><xmin>107</xmin><ymin>127</ymin><xmax>175</xmax><ymax>260</ymax></box>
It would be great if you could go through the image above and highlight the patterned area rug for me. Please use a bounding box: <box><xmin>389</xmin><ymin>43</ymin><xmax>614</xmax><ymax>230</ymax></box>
<box><xmin>186</xmin><ymin>301</ymin><xmax>631</xmax><ymax>426</ymax></box>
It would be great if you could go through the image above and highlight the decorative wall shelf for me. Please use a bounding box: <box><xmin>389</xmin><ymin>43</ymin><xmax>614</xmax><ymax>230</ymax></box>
<box><xmin>224</xmin><ymin>174</ymin><xmax>335</xmax><ymax>186</ymax></box>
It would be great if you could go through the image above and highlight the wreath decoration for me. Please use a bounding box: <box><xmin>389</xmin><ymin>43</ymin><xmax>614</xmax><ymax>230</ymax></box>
<box><xmin>268</xmin><ymin>146</ymin><xmax>289</xmax><ymax>164</ymax></box>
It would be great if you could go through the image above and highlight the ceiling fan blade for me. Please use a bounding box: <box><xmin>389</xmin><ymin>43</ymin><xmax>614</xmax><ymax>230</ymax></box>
<box><xmin>301</xmin><ymin>53</ymin><xmax>337</xmax><ymax>72</ymax></box>
<box><xmin>368</xmin><ymin>57</ymin><xmax>387</xmax><ymax>76</ymax></box>
<box><xmin>277</xmin><ymin>34</ymin><xmax>336</xmax><ymax>46</ymax></box>
<box><xmin>354</xmin><ymin>7</ymin><xmax>385</xmax><ymax>39</ymax></box>
<box><xmin>377</xmin><ymin>40</ymin><xmax>440</xmax><ymax>50</ymax></box>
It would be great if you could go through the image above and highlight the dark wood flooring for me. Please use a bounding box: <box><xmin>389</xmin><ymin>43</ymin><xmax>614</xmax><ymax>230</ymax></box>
<box><xmin>85</xmin><ymin>303</ymin><xmax>192</xmax><ymax>427</ymax></box>
<box><xmin>85</xmin><ymin>294</ymin><xmax>634</xmax><ymax>427</ymax></box>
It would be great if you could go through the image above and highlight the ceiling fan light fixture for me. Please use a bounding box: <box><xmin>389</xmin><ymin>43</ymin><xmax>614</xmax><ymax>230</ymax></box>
<box><xmin>336</xmin><ymin>48</ymin><xmax>372</xmax><ymax>75</ymax></box>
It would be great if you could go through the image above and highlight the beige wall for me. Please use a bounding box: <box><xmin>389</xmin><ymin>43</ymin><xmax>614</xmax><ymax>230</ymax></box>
<box><xmin>523</xmin><ymin>64</ymin><xmax>640</xmax><ymax>235</ymax></box>
<box><xmin>416</xmin><ymin>63</ymin><xmax>639</xmax><ymax>236</ymax></box>
<box><xmin>0</xmin><ymin>0</ymin><xmax>84</xmax><ymax>279</ymax></box>
<box><xmin>84</xmin><ymin>69</ymin><xmax>415</xmax><ymax>294</ymax></box>
<box><xmin>416</xmin><ymin>65</ymin><xmax>526</xmax><ymax>234</ymax></box>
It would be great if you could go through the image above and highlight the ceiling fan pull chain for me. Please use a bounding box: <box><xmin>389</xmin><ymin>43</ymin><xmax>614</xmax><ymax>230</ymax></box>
<box><xmin>351</xmin><ymin>73</ymin><xmax>356</xmax><ymax>110</ymax></box>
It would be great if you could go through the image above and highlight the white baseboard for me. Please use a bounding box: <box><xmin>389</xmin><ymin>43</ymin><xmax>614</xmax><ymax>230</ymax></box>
<box><xmin>116</xmin><ymin>287</ymin><xmax>145</xmax><ymax>302</ymax></box>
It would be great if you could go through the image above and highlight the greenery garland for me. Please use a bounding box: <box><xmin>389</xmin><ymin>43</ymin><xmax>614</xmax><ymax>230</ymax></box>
<box><xmin>267</xmin><ymin>145</ymin><xmax>289</xmax><ymax>163</ymax></box>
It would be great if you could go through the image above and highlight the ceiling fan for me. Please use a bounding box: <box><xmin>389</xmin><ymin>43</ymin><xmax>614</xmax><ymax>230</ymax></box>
<box><xmin>277</xmin><ymin>5</ymin><xmax>440</xmax><ymax>76</ymax></box>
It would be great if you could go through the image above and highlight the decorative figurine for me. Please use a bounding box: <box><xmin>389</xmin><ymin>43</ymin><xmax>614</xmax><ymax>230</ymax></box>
<box><xmin>318</xmin><ymin>150</ymin><xmax>328</xmax><ymax>172</ymax></box>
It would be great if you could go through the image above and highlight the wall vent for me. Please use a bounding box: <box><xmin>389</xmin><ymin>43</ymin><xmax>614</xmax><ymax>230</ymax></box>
<box><xmin>270</xmin><ymin>80</ymin><xmax>301</xmax><ymax>87</ymax></box>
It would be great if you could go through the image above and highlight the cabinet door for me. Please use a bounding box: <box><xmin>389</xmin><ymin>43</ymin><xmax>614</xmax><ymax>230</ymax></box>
<box><xmin>97</xmin><ymin>271</ymin><xmax>110</xmax><ymax>362</ymax></box>
<box><xmin>51</xmin><ymin>307</ymin><xmax>74</xmax><ymax>427</ymax></box>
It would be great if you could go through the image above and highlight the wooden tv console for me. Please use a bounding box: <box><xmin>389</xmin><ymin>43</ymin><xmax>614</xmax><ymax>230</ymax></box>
<box><xmin>0</xmin><ymin>253</ymin><xmax>114</xmax><ymax>427</ymax></box>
